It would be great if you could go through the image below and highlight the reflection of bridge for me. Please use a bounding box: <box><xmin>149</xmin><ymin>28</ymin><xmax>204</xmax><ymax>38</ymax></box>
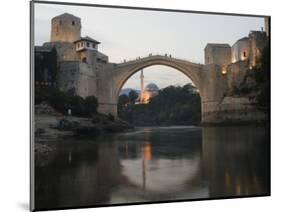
<box><xmin>97</xmin><ymin>54</ymin><xmax>228</xmax><ymax>123</ymax></box>
<box><xmin>36</xmin><ymin>127</ymin><xmax>268</xmax><ymax>208</ymax></box>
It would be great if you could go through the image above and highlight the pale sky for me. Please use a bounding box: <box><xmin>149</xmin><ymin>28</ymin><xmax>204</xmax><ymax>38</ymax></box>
<box><xmin>34</xmin><ymin>2</ymin><xmax>264</xmax><ymax>90</ymax></box>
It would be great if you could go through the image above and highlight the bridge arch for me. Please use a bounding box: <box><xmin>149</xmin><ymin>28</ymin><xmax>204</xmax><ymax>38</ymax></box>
<box><xmin>112</xmin><ymin>55</ymin><xmax>204</xmax><ymax>104</ymax></box>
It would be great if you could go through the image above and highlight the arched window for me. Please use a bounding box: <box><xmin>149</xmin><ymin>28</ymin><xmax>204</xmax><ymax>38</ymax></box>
<box><xmin>243</xmin><ymin>51</ymin><xmax>247</xmax><ymax>57</ymax></box>
<box><xmin>72</xmin><ymin>21</ymin><xmax>75</xmax><ymax>26</ymax></box>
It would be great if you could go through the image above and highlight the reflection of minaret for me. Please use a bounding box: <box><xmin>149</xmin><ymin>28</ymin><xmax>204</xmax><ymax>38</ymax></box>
<box><xmin>140</xmin><ymin>69</ymin><xmax>144</xmax><ymax>104</ymax></box>
<box><xmin>141</xmin><ymin>142</ymin><xmax>152</xmax><ymax>191</ymax></box>
<box><xmin>141</xmin><ymin>129</ymin><xmax>152</xmax><ymax>191</ymax></box>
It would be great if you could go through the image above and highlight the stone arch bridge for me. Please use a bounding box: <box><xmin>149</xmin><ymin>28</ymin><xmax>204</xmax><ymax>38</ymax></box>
<box><xmin>96</xmin><ymin>55</ymin><xmax>229</xmax><ymax>123</ymax></box>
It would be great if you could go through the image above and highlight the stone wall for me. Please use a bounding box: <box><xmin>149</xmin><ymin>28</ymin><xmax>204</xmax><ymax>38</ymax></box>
<box><xmin>226</xmin><ymin>60</ymin><xmax>249</xmax><ymax>93</ymax></box>
<box><xmin>43</xmin><ymin>42</ymin><xmax>78</xmax><ymax>61</ymax></box>
<box><xmin>201</xmin><ymin>62</ymin><xmax>267</xmax><ymax>124</ymax></box>
<box><xmin>204</xmin><ymin>44</ymin><xmax>231</xmax><ymax>66</ymax></box>
<box><xmin>51</xmin><ymin>13</ymin><xmax>81</xmax><ymax>43</ymax></box>
<box><xmin>57</xmin><ymin>61</ymin><xmax>80</xmax><ymax>92</ymax></box>
<box><xmin>76</xmin><ymin>63</ymin><xmax>97</xmax><ymax>98</ymax></box>
<box><xmin>58</xmin><ymin>61</ymin><xmax>97</xmax><ymax>98</ymax></box>
<box><xmin>202</xmin><ymin>96</ymin><xmax>267</xmax><ymax>124</ymax></box>
<box><xmin>249</xmin><ymin>31</ymin><xmax>267</xmax><ymax>67</ymax></box>
<box><xmin>231</xmin><ymin>37</ymin><xmax>250</xmax><ymax>63</ymax></box>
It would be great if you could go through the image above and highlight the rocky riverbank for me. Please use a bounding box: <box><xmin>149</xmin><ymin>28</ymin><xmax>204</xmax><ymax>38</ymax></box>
<box><xmin>34</xmin><ymin>103</ymin><xmax>133</xmax><ymax>166</ymax></box>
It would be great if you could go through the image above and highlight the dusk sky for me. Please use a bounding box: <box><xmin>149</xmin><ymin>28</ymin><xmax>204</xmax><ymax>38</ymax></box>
<box><xmin>34</xmin><ymin>3</ymin><xmax>264</xmax><ymax>90</ymax></box>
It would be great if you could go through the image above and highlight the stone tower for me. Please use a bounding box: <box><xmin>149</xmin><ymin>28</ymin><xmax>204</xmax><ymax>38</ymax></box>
<box><xmin>51</xmin><ymin>13</ymin><xmax>81</xmax><ymax>43</ymax></box>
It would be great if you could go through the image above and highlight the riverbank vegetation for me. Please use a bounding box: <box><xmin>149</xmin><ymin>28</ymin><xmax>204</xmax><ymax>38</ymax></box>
<box><xmin>118</xmin><ymin>83</ymin><xmax>201</xmax><ymax>126</ymax></box>
<box><xmin>35</xmin><ymin>87</ymin><xmax>98</xmax><ymax>116</ymax></box>
<box><xmin>35</xmin><ymin>87</ymin><xmax>133</xmax><ymax>138</ymax></box>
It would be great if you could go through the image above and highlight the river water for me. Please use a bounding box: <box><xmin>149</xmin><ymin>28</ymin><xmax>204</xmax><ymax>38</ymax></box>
<box><xmin>35</xmin><ymin>126</ymin><xmax>270</xmax><ymax>210</ymax></box>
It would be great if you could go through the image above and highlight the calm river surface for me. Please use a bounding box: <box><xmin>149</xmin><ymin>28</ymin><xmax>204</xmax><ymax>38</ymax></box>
<box><xmin>35</xmin><ymin>126</ymin><xmax>270</xmax><ymax>209</ymax></box>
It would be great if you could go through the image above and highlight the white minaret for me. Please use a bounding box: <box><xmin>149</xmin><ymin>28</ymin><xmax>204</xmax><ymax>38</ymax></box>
<box><xmin>140</xmin><ymin>69</ymin><xmax>144</xmax><ymax>104</ymax></box>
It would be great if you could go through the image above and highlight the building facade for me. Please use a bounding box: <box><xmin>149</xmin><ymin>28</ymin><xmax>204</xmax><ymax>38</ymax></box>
<box><xmin>35</xmin><ymin>13</ymin><xmax>110</xmax><ymax>98</ymax></box>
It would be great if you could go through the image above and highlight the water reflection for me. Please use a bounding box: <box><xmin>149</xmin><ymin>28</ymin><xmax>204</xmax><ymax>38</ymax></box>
<box><xmin>35</xmin><ymin>126</ymin><xmax>269</xmax><ymax>210</ymax></box>
<box><xmin>202</xmin><ymin>126</ymin><xmax>270</xmax><ymax>198</ymax></box>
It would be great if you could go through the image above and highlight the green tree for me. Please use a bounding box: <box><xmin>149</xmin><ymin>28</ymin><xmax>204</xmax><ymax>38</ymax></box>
<box><xmin>69</xmin><ymin>95</ymin><xmax>85</xmax><ymax>116</ymax></box>
<box><xmin>128</xmin><ymin>90</ymin><xmax>138</xmax><ymax>104</ymax></box>
<box><xmin>255</xmin><ymin>44</ymin><xmax>270</xmax><ymax>110</ymax></box>
<box><xmin>119</xmin><ymin>83</ymin><xmax>201</xmax><ymax>125</ymax></box>
<box><xmin>47</xmin><ymin>89</ymin><xmax>72</xmax><ymax>113</ymax></box>
<box><xmin>118</xmin><ymin>94</ymin><xmax>130</xmax><ymax>107</ymax></box>
<box><xmin>84</xmin><ymin>96</ymin><xmax>98</xmax><ymax>115</ymax></box>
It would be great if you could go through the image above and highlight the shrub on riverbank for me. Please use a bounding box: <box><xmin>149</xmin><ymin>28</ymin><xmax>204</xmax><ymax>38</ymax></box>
<box><xmin>35</xmin><ymin>88</ymin><xmax>98</xmax><ymax>117</ymax></box>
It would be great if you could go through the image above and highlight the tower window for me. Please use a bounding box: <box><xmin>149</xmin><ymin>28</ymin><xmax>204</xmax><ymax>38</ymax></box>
<box><xmin>72</xmin><ymin>21</ymin><xmax>75</xmax><ymax>26</ymax></box>
<box><xmin>55</xmin><ymin>26</ymin><xmax>59</xmax><ymax>35</ymax></box>
<box><xmin>243</xmin><ymin>51</ymin><xmax>247</xmax><ymax>57</ymax></box>
<box><xmin>59</xmin><ymin>20</ymin><xmax>62</xmax><ymax>25</ymax></box>
<box><xmin>86</xmin><ymin>42</ymin><xmax>90</xmax><ymax>47</ymax></box>
<box><xmin>92</xmin><ymin>43</ymin><xmax>95</xmax><ymax>48</ymax></box>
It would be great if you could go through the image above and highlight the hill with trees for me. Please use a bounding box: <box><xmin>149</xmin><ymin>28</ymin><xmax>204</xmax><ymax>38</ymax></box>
<box><xmin>118</xmin><ymin>83</ymin><xmax>201</xmax><ymax>126</ymax></box>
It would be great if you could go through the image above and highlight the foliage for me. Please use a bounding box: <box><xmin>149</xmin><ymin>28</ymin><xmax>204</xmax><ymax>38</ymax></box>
<box><xmin>128</xmin><ymin>90</ymin><xmax>138</xmax><ymax>104</ymax></box>
<box><xmin>118</xmin><ymin>83</ymin><xmax>201</xmax><ymax>125</ymax></box>
<box><xmin>118</xmin><ymin>94</ymin><xmax>130</xmax><ymax>107</ymax></box>
<box><xmin>84</xmin><ymin>96</ymin><xmax>98</xmax><ymax>115</ymax></box>
<box><xmin>35</xmin><ymin>87</ymin><xmax>98</xmax><ymax>116</ymax></box>
<box><xmin>254</xmin><ymin>44</ymin><xmax>270</xmax><ymax>109</ymax></box>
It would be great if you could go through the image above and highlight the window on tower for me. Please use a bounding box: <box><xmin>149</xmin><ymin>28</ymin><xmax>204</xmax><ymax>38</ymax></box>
<box><xmin>72</xmin><ymin>21</ymin><xmax>75</xmax><ymax>26</ymax></box>
<box><xmin>86</xmin><ymin>42</ymin><xmax>90</xmax><ymax>47</ymax></box>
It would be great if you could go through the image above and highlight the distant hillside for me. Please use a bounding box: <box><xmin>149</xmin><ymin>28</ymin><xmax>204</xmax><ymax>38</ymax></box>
<box><xmin>119</xmin><ymin>88</ymin><xmax>140</xmax><ymax>96</ymax></box>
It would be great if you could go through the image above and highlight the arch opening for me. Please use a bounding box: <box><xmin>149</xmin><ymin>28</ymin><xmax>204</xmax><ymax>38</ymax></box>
<box><xmin>115</xmin><ymin>61</ymin><xmax>202</xmax><ymax>103</ymax></box>
<box><xmin>116</xmin><ymin>64</ymin><xmax>202</xmax><ymax>126</ymax></box>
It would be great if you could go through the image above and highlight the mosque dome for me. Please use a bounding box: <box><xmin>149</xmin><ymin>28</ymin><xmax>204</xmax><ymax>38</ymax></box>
<box><xmin>145</xmin><ymin>83</ymin><xmax>159</xmax><ymax>92</ymax></box>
